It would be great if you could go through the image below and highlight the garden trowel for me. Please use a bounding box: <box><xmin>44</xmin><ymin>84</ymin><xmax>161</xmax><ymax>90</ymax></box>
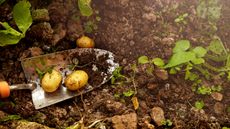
<box><xmin>5</xmin><ymin>48</ymin><xmax>119</xmax><ymax>109</ymax></box>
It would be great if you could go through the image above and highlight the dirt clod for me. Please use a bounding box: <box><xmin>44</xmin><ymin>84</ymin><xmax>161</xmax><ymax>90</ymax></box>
<box><xmin>150</xmin><ymin>107</ymin><xmax>165</xmax><ymax>126</ymax></box>
<box><xmin>111</xmin><ymin>113</ymin><xmax>137</xmax><ymax>129</ymax></box>
<box><xmin>211</xmin><ymin>92</ymin><xmax>223</xmax><ymax>101</ymax></box>
<box><xmin>214</xmin><ymin>102</ymin><xmax>224</xmax><ymax>115</ymax></box>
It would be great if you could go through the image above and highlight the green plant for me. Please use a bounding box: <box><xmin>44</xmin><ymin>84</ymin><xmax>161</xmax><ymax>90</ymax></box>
<box><xmin>0</xmin><ymin>0</ymin><xmax>32</xmax><ymax>46</ymax></box>
<box><xmin>78</xmin><ymin>0</ymin><xmax>93</xmax><ymax>17</ymax></box>
<box><xmin>123</xmin><ymin>90</ymin><xmax>135</xmax><ymax>97</ymax></box>
<box><xmin>175</xmin><ymin>13</ymin><xmax>188</xmax><ymax>24</ymax></box>
<box><xmin>0</xmin><ymin>0</ymin><xmax>6</xmax><ymax>5</ymax></box>
<box><xmin>197</xmin><ymin>0</ymin><xmax>221</xmax><ymax>22</ymax></box>
<box><xmin>222</xmin><ymin>127</ymin><xmax>230</xmax><ymax>129</ymax></box>
<box><xmin>195</xmin><ymin>100</ymin><xmax>205</xmax><ymax>110</ymax></box>
<box><xmin>197</xmin><ymin>85</ymin><xmax>212</xmax><ymax>95</ymax></box>
<box><xmin>0</xmin><ymin>115</ymin><xmax>21</xmax><ymax>122</ymax></box>
<box><xmin>161</xmin><ymin>119</ymin><xmax>173</xmax><ymax>127</ymax></box>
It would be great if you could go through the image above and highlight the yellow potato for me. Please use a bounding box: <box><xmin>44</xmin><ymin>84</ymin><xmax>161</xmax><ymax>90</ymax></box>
<box><xmin>65</xmin><ymin>70</ymin><xmax>88</xmax><ymax>91</ymax></box>
<box><xmin>76</xmin><ymin>36</ymin><xmax>95</xmax><ymax>48</ymax></box>
<box><xmin>41</xmin><ymin>69</ymin><xmax>62</xmax><ymax>92</ymax></box>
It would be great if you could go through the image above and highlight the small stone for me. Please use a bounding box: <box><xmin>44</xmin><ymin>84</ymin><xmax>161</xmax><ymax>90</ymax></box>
<box><xmin>106</xmin><ymin>100</ymin><xmax>125</xmax><ymax>113</ymax></box>
<box><xmin>154</xmin><ymin>68</ymin><xmax>168</xmax><ymax>80</ymax></box>
<box><xmin>147</xmin><ymin>83</ymin><xmax>158</xmax><ymax>90</ymax></box>
<box><xmin>214</xmin><ymin>102</ymin><xmax>224</xmax><ymax>114</ymax></box>
<box><xmin>29</xmin><ymin>47</ymin><xmax>43</xmax><ymax>57</ymax></box>
<box><xmin>142</xmin><ymin>12</ymin><xmax>157</xmax><ymax>22</ymax></box>
<box><xmin>211</xmin><ymin>92</ymin><xmax>223</xmax><ymax>101</ymax></box>
<box><xmin>111</xmin><ymin>113</ymin><xmax>137</xmax><ymax>129</ymax></box>
<box><xmin>150</xmin><ymin>107</ymin><xmax>165</xmax><ymax>126</ymax></box>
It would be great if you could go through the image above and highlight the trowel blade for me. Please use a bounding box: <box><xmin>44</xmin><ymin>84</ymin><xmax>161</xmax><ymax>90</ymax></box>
<box><xmin>20</xmin><ymin>48</ymin><xmax>119</xmax><ymax>109</ymax></box>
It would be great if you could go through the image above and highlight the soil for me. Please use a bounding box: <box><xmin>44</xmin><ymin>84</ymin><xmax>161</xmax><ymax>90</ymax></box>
<box><xmin>0</xmin><ymin>0</ymin><xmax>230</xmax><ymax>129</ymax></box>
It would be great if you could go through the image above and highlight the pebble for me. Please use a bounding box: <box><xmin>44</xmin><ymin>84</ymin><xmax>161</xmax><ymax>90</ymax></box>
<box><xmin>147</xmin><ymin>83</ymin><xmax>158</xmax><ymax>90</ymax></box>
<box><xmin>112</xmin><ymin>113</ymin><xmax>137</xmax><ymax>129</ymax></box>
<box><xmin>214</xmin><ymin>102</ymin><xmax>224</xmax><ymax>114</ymax></box>
<box><xmin>150</xmin><ymin>107</ymin><xmax>165</xmax><ymax>126</ymax></box>
<box><xmin>154</xmin><ymin>68</ymin><xmax>168</xmax><ymax>80</ymax></box>
<box><xmin>211</xmin><ymin>92</ymin><xmax>223</xmax><ymax>101</ymax></box>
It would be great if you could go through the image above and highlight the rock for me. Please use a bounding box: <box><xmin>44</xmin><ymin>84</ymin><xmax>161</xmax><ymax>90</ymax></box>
<box><xmin>214</xmin><ymin>102</ymin><xmax>224</xmax><ymax>114</ymax></box>
<box><xmin>32</xmin><ymin>9</ymin><xmax>50</xmax><ymax>22</ymax></box>
<box><xmin>150</xmin><ymin>107</ymin><xmax>165</xmax><ymax>126</ymax></box>
<box><xmin>142</xmin><ymin>11</ymin><xmax>157</xmax><ymax>22</ymax></box>
<box><xmin>211</xmin><ymin>92</ymin><xmax>223</xmax><ymax>101</ymax></box>
<box><xmin>154</xmin><ymin>68</ymin><xmax>168</xmax><ymax>80</ymax></box>
<box><xmin>147</xmin><ymin>82</ymin><xmax>158</xmax><ymax>90</ymax></box>
<box><xmin>111</xmin><ymin>113</ymin><xmax>137</xmax><ymax>129</ymax></box>
<box><xmin>29</xmin><ymin>47</ymin><xmax>43</xmax><ymax>57</ymax></box>
<box><xmin>105</xmin><ymin>100</ymin><xmax>126</xmax><ymax>113</ymax></box>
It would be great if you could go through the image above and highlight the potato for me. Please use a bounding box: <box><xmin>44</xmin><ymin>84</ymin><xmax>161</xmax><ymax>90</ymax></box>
<box><xmin>64</xmin><ymin>70</ymin><xmax>88</xmax><ymax>91</ymax></box>
<box><xmin>0</xmin><ymin>81</ymin><xmax>10</xmax><ymax>98</ymax></box>
<box><xmin>76</xmin><ymin>36</ymin><xmax>95</xmax><ymax>48</ymax></box>
<box><xmin>41</xmin><ymin>69</ymin><xmax>62</xmax><ymax>92</ymax></box>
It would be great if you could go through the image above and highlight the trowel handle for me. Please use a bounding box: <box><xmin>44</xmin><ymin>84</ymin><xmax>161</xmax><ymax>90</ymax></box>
<box><xmin>10</xmin><ymin>83</ymin><xmax>36</xmax><ymax>91</ymax></box>
<box><xmin>0</xmin><ymin>81</ymin><xmax>36</xmax><ymax>98</ymax></box>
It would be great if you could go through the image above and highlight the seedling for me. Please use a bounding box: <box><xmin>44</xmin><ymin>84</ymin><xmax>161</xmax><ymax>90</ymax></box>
<box><xmin>195</xmin><ymin>100</ymin><xmax>205</xmax><ymax>110</ymax></box>
<box><xmin>161</xmin><ymin>119</ymin><xmax>173</xmax><ymax>127</ymax></box>
<box><xmin>0</xmin><ymin>0</ymin><xmax>32</xmax><ymax>46</ymax></box>
<box><xmin>175</xmin><ymin>13</ymin><xmax>188</xmax><ymax>24</ymax></box>
<box><xmin>197</xmin><ymin>85</ymin><xmax>212</xmax><ymax>95</ymax></box>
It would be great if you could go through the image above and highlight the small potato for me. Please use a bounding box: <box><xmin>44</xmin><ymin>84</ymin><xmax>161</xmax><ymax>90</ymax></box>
<box><xmin>0</xmin><ymin>81</ymin><xmax>10</xmax><ymax>98</ymax></box>
<box><xmin>65</xmin><ymin>70</ymin><xmax>88</xmax><ymax>91</ymax></box>
<box><xmin>41</xmin><ymin>69</ymin><xmax>62</xmax><ymax>92</ymax></box>
<box><xmin>76</xmin><ymin>36</ymin><xmax>95</xmax><ymax>48</ymax></box>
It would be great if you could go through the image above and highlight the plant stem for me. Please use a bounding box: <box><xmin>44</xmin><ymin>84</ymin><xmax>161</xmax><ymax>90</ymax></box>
<box><xmin>205</xmin><ymin>54</ymin><xmax>228</xmax><ymax>62</ymax></box>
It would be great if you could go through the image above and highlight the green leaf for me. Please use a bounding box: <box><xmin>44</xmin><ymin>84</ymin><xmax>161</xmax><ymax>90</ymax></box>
<box><xmin>197</xmin><ymin>85</ymin><xmax>212</xmax><ymax>95</ymax></box>
<box><xmin>164</xmin><ymin>51</ymin><xmax>196</xmax><ymax>68</ymax></box>
<box><xmin>192</xmin><ymin>46</ymin><xmax>207</xmax><ymax>57</ymax></box>
<box><xmin>123</xmin><ymin>90</ymin><xmax>134</xmax><ymax>97</ymax></box>
<box><xmin>169</xmin><ymin>68</ymin><xmax>177</xmax><ymax>74</ymax></box>
<box><xmin>195</xmin><ymin>100</ymin><xmax>205</xmax><ymax>110</ymax></box>
<box><xmin>0</xmin><ymin>0</ymin><xmax>6</xmax><ymax>5</ymax></box>
<box><xmin>78</xmin><ymin>0</ymin><xmax>93</xmax><ymax>17</ymax></box>
<box><xmin>13</xmin><ymin>0</ymin><xmax>32</xmax><ymax>34</ymax></box>
<box><xmin>196</xmin><ymin>0</ymin><xmax>221</xmax><ymax>22</ymax></box>
<box><xmin>211</xmin><ymin>85</ymin><xmax>222</xmax><ymax>92</ymax></box>
<box><xmin>0</xmin><ymin>115</ymin><xmax>21</xmax><ymax>122</ymax></box>
<box><xmin>138</xmin><ymin>56</ymin><xmax>149</xmax><ymax>64</ymax></box>
<box><xmin>151</xmin><ymin>58</ymin><xmax>165</xmax><ymax>67</ymax></box>
<box><xmin>173</xmin><ymin>40</ymin><xmax>190</xmax><ymax>53</ymax></box>
<box><xmin>191</xmin><ymin>58</ymin><xmax>205</xmax><ymax>64</ymax></box>
<box><xmin>222</xmin><ymin>127</ymin><xmax>230</xmax><ymax>129</ymax></box>
<box><xmin>207</xmin><ymin>38</ymin><xmax>225</xmax><ymax>55</ymax></box>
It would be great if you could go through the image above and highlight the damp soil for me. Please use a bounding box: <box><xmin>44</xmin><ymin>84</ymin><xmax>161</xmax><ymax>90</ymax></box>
<box><xmin>0</xmin><ymin>0</ymin><xmax>230</xmax><ymax>129</ymax></box>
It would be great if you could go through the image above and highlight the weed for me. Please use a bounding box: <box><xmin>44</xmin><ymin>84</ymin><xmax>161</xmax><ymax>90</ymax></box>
<box><xmin>175</xmin><ymin>13</ymin><xmax>188</xmax><ymax>24</ymax></box>
<box><xmin>195</xmin><ymin>100</ymin><xmax>205</xmax><ymax>110</ymax></box>
<box><xmin>161</xmin><ymin>119</ymin><xmax>173</xmax><ymax>127</ymax></box>
<box><xmin>0</xmin><ymin>0</ymin><xmax>32</xmax><ymax>46</ymax></box>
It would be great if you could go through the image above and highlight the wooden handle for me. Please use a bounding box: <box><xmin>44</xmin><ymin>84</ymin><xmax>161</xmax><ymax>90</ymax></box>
<box><xmin>0</xmin><ymin>81</ymin><xmax>10</xmax><ymax>98</ymax></box>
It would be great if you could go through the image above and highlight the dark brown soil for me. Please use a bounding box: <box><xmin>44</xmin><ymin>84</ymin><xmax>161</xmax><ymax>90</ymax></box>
<box><xmin>0</xmin><ymin>0</ymin><xmax>230</xmax><ymax>129</ymax></box>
